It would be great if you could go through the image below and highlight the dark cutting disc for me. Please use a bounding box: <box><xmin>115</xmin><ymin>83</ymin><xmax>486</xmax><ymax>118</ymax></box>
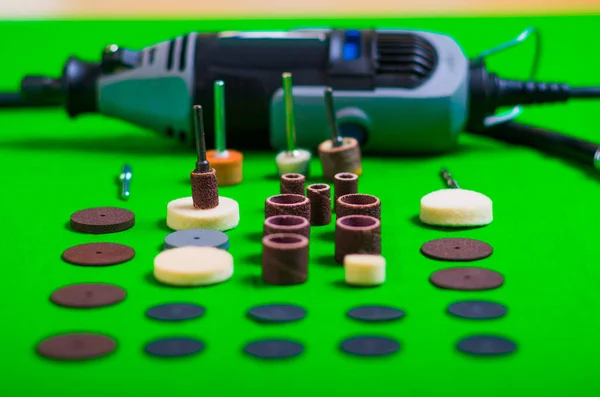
<box><xmin>37</xmin><ymin>333</ymin><xmax>116</xmax><ymax>361</ymax></box>
<box><xmin>421</xmin><ymin>238</ymin><xmax>493</xmax><ymax>261</ymax></box>
<box><xmin>247</xmin><ymin>304</ymin><xmax>306</xmax><ymax>323</ymax></box>
<box><xmin>448</xmin><ymin>301</ymin><xmax>507</xmax><ymax>320</ymax></box>
<box><xmin>340</xmin><ymin>336</ymin><xmax>400</xmax><ymax>357</ymax></box>
<box><xmin>70</xmin><ymin>207</ymin><xmax>135</xmax><ymax>234</ymax></box>
<box><xmin>430</xmin><ymin>267</ymin><xmax>504</xmax><ymax>291</ymax></box>
<box><xmin>457</xmin><ymin>335</ymin><xmax>517</xmax><ymax>356</ymax></box>
<box><xmin>50</xmin><ymin>283</ymin><xmax>126</xmax><ymax>308</ymax></box>
<box><xmin>347</xmin><ymin>306</ymin><xmax>405</xmax><ymax>323</ymax></box>
<box><xmin>62</xmin><ymin>242</ymin><xmax>135</xmax><ymax>266</ymax></box>
<box><xmin>243</xmin><ymin>339</ymin><xmax>304</xmax><ymax>359</ymax></box>
<box><xmin>164</xmin><ymin>229</ymin><xmax>230</xmax><ymax>250</ymax></box>
<box><xmin>144</xmin><ymin>337</ymin><xmax>204</xmax><ymax>357</ymax></box>
<box><xmin>146</xmin><ymin>303</ymin><xmax>205</xmax><ymax>322</ymax></box>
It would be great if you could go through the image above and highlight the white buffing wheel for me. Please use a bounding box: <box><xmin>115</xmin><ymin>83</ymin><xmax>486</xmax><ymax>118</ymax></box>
<box><xmin>276</xmin><ymin>149</ymin><xmax>311</xmax><ymax>176</ymax></box>
<box><xmin>344</xmin><ymin>254</ymin><xmax>386</xmax><ymax>286</ymax></box>
<box><xmin>420</xmin><ymin>189</ymin><xmax>493</xmax><ymax>227</ymax></box>
<box><xmin>167</xmin><ymin>196</ymin><xmax>240</xmax><ymax>231</ymax></box>
<box><xmin>154</xmin><ymin>246</ymin><xmax>233</xmax><ymax>286</ymax></box>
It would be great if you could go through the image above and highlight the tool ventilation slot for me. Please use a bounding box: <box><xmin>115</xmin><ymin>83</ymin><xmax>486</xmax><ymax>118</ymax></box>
<box><xmin>375</xmin><ymin>33</ymin><xmax>438</xmax><ymax>88</ymax></box>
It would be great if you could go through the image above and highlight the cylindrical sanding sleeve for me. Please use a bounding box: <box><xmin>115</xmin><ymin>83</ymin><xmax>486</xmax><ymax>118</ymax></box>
<box><xmin>307</xmin><ymin>184</ymin><xmax>331</xmax><ymax>226</ymax></box>
<box><xmin>262</xmin><ymin>233</ymin><xmax>309</xmax><ymax>285</ymax></box>
<box><xmin>334</xmin><ymin>173</ymin><xmax>358</xmax><ymax>212</ymax></box>
<box><xmin>336</xmin><ymin>194</ymin><xmax>381</xmax><ymax>219</ymax></box>
<box><xmin>190</xmin><ymin>168</ymin><xmax>219</xmax><ymax>209</ymax></box>
<box><xmin>280</xmin><ymin>173</ymin><xmax>306</xmax><ymax>196</ymax></box>
<box><xmin>265</xmin><ymin>194</ymin><xmax>311</xmax><ymax>221</ymax></box>
<box><xmin>263</xmin><ymin>215</ymin><xmax>310</xmax><ymax>238</ymax></box>
<box><xmin>318</xmin><ymin>138</ymin><xmax>362</xmax><ymax>182</ymax></box>
<box><xmin>335</xmin><ymin>215</ymin><xmax>381</xmax><ymax>263</ymax></box>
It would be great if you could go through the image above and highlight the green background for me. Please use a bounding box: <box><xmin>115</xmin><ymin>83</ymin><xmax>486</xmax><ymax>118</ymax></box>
<box><xmin>1</xmin><ymin>16</ymin><xmax>600</xmax><ymax>397</ymax></box>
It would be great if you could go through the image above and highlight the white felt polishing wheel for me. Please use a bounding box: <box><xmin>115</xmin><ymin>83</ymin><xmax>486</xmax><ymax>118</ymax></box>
<box><xmin>166</xmin><ymin>196</ymin><xmax>240</xmax><ymax>231</ymax></box>
<box><xmin>419</xmin><ymin>189</ymin><xmax>493</xmax><ymax>227</ymax></box>
<box><xmin>153</xmin><ymin>246</ymin><xmax>234</xmax><ymax>286</ymax></box>
<box><xmin>344</xmin><ymin>254</ymin><xmax>386</xmax><ymax>286</ymax></box>
<box><xmin>276</xmin><ymin>149</ymin><xmax>311</xmax><ymax>176</ymax></box>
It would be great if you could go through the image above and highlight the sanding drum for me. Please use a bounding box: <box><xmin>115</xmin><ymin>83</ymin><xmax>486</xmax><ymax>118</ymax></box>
<box><xmin>263</xmin><ymin>215</ymin><xmax>310</xmax><ymax>238</ymax></box>
<box><xmin>336</xmin><ymin>193</ymin><xmax>381</xmax><ymax>219</ymax></box>
<box><xmin>318</xmin><ymin>138</ymin><xmax>362</xmax><ymax>182</ymax></box>
<box><xmin>335</xmin><ymin>215</ymin><xmax>381</xmax><ymax>263</ymax></box>
<box><xmin>190</xmin><ymin>168</ymin><xmax>219</xmax><ymax>209</ymax></box>
<box><xmin>262</xmin><ymin>233</ymin><xmax>309</xmax><ymax>285</ymax></box>
<box><xmin>265</xmin><ymin>194</ymin><xmax>311</xmax><ymax>221</ymax></box>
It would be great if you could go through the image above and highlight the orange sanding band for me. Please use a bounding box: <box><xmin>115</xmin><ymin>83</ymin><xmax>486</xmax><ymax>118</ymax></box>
<box><xmin>206</xmin><ymin>149</ymin><xmax>243</xmax><ymax>186</ymax></box>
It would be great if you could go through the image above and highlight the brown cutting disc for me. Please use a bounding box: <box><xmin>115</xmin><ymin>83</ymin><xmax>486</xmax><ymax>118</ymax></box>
<box><xmin>62</xmin><ymin>243</ymin><xmax>135</xmax><ymax>266</ymax></box>
<box><xmin>421</xmin><ymin>238</ymin><xmax>493</xmax><ymax>261</ymax></box>
<box><xmin>430</xmin><ymin>267</ymin><xmax>504</xmax><ymax>291</ymax></box>
<box><xmin>70</xmin><ymin>207</ymin><xmax>135</xmax><ymax>234</ymax></box>
<box><xmin>51</xmin><ymin>283</ymin><xmax>126</xmax><ymax>308</ymax></box>
<box><xmin>37</xmin><ymin>333</ymin><xmax>116</xmax><ymax>360</ymax></box>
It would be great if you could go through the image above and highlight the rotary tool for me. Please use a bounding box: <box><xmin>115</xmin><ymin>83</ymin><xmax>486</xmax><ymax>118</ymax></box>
<box><xmin>3</xmin><ymin>27</ymin><xmax>600</xmax><ymax>168</ymax></box>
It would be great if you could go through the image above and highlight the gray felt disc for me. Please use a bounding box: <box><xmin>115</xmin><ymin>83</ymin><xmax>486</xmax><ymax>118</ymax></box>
<box><xmin>347</xmin><ymin>305</ymin><xmax>405</xmax><ymax>322</ymax></box>
<box><xmin>448</xmin><ymin>301</ymin><xmax>507</xmax><ymax>320</ymax></box>
<box><xmin>164</xmin><ymin>229</ymin><xmax>229</xmax><ymax>250</ymax></box>
<box><xmin>144</xmin><ymin>337</ymin><xmax>204</xmax><ymax>357</ymax></box>
<box><xmin>247</xmin><ymin>304</ymin><xmax>306</xmax><ymax>323</ymax></box>
<box><xmin>340</xmin><ymin>336</ymin><xmax>400</xmax><ymax>357</ymax></box>
<box><xmin>457</xmin><ymin>335</ymin><xmax>517</xmax><ymax>356</ymax></box>
<box><xmin>146</xmin><ymin>303</ymin><xmax>205</xmax><ymax>322</ymax></box>
<box><xmin>243</xmin><ymin>339</ymin><xmax>304</xmax><ymax>359</ymax></box>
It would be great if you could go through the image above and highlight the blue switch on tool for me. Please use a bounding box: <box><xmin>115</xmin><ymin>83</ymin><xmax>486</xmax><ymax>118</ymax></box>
<box><xmin>342</xmin><ymin>31</ymin><xmax>361</xmax><ymax>60</ymax></box>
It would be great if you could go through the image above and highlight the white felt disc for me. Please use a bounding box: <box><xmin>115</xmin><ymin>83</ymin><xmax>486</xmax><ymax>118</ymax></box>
<box><xmin>166</xmin><ymin>196</ymin><xmax>240</xmax><ymax>231</ymax></box>
<box><xmin>153</xmin><ymin>246</ymin><xmax>233</xmax><ymax>286</ymax></box>
<box><xmin>419</xmin><ymin>189</ymin><xmax>493</xmax><ymax>227</ymax></box>
<box><xmin>276</xmin><ymin>149</ymin><xmax>311</xmax><ymax>176</ymax></box>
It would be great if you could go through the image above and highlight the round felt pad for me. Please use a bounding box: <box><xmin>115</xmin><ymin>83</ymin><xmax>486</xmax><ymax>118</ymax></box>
<box><xmin>37</xmin><ymin>333</ymin><xmax>116</xmax><ymax>361</ymax></box>
<box><xmin>421</xmin><ymin>238</ymin><xmax>493</xmax><ymax>261</ymax></box>
<box><xmin>144</xmin><ymin>337</ymin><xmax>204</xmax><ymax>357</ymax></box>
<box><xmin>340</xmin><ymin>336</ymin><xmax>400</xmax><ymax>357</ymax></box>
<box><xmin>247</xmin><ymin>304</ymin><xmax>306</xmax><ymax>323</ymax></box>
<box><xmin>448</xmin><ymin>300</ymin><xmax>507</xmax><ymax>320</ymax></box>
<box><xmin>430</xmin><ymin>267</ymin><xmax>504</xmax><ymax>291</ymax></box>
<box><xmin>347</xmin><ymin>306</ymin><xmax>405</xmax><ymax>323</ymax></box>
<box><xmin>50</xmin><ymin>283</ymin><xmax>126</xmax><ymax>308</ymax></box>
<box><xmin>62</xmin><ymin>243</ymin><xmax>135</xmax><ymax>266</ymax></box>
<box><xmin>70</xmin><ymin>207</ymin><xmax>135</xmax><ymax>234</ymax></box>
<box><xmin>457</xmin><ymin>335</ymin><xmax>517</xmax><ymax>356</ymax></box>
<box><xmin>146</xmin><ymin>303</ymin><xmax>205</xmax><ymax>322</ymax></box>
<box><xmin>244</xmin><ymin>339</ymin><xmax>304</xmax><ymax>359</ymax></box>
<box><xmin>164</xmin><ymin>229</ymin><xmax>229</xmax><ymax>250</ymax></box>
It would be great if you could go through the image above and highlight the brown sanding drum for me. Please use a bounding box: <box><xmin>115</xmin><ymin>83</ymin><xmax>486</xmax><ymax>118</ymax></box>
<box><xmin>318</xmin><ymin>138</ymin><xmax>362</xmax><ymax>182</ymax></box>
<box><xmin>190</xmin><ymin>168</ymin><xmax>219</xmax><ymax>209</ymax></box>
<box><xmin>264</xmin><ymin>215</ymin><xmax>311</xmax><ymax>238</ymax></box>
<box><xmin>337</xmin><ymin>193</ymin><xmax>381</xmax><ymax>219</ymax></box>
<box><xmin>307</xmin><ymin>184</ymin><xmax>331</xmax><ymax>226</ymax></box>
<box><xmin>280</xmin><ymin>173</ymin><xmax>306</xmax><ymax>195</ymax></box>
<box><xmin>265</xmin><ymin>194</ymin><xmax>311</xmax><ymax>221</ymax></box>
<box><xmin>335</xmin><ymin>215</ymin><xmax>381</xmax><ymax>263</ymax></box>
<box><xmin>334</xmin><ymin>172</ymin><xmax>358</xmax><ymax>212</ymax></box>
<box><xmin>262</xmin><ymin>233</ymin><xmax>309</xmax><ymax>285</ymax></box>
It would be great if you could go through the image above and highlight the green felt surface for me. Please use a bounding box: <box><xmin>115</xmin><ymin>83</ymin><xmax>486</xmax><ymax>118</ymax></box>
<box><xmin>1</xmin><ymin>16</ymin><xmax>600</xmax><ymax>397</ymax></box>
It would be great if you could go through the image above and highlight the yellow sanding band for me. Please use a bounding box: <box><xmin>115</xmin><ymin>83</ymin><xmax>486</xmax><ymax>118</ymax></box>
<box><xmin>206</xmin><ymin>149</ymin><xmax>244</xmax><ymax>186</ymax></box>
<box><xmin>318</xmin><ymin>137</ymin><xmax>362</xmax><ymax>182</ymax></box>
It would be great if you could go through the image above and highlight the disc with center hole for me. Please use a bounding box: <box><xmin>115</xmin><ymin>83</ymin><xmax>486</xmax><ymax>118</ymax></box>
<box><xmin>36</xmin><ymin>333</ymin><xmax>116</xmax><ymax>361</ymax></box>
<box><xmin>430</xmin><ymin>267</ymin><xmax>504</xmax><ymax>291</ymax></box>
<box><xmin>340</xmin><ymin>336</ymin><xmax>400</xmax><ymax>357</ymax></box>
<box><xmin>70</xmin><ymin>207</ymin><xmax>135</xmax><ymax>234</ymax></box>
<box><xmin>50</xmin><ymin>283</ymin><xmax>126</xmax><ymax>308</ymax></box>
<box><xmin>164</xmin><ymin>229</ymin><xmax>229</xmax><ymax>250</ymax></box>
<box><xmin>347</xmin><ymin>306</ymin><xmax>405</xmax><ymax>322</ymax></box>
<box><xmin>62</xmin><ymin>243</ymin><xmax>135</xmax><ymax>266</ymax></box>
<box><xmin>457</xmin><ymin>335</ymin><xmax>517</xmax><ymax>356</ymax></box>
<box><xmin>146</xmin><ymin>303</ymin><xmax>206</xmax><ymax>321</ymax></box>
<box><xmin>247</xmin><ymin>304</ymin><xmax>306</xmax><ymax>323</ymax></box>
<box><xmin>144</xmin><ymin>338</ymin><xmax>204</xmax><ymax>357</ymax></box>
<box><xmin>243</xmin><ymin>339</ymin><xmax>304</xmax><ymax>359</ymax></box>
<box><xmin>448</xmin><ymin>301</ymin><xmax>507</xmax><ymax>320</ymax></box>
<box><xmin>421</xmin><ymin>238</ymin><xmax>493</xmax><ymax>261</ymax></box>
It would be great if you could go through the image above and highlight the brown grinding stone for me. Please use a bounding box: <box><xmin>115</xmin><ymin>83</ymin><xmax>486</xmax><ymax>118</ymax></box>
<box><xmin>190</xmin><ymin>168</ymin><xmax>219</xmax><ymax>209</ymax></box>
<box><xmin>421</xmin><ymin>238</ymin><xmax>493</xmax><ymax>261</ymax></box>
<box><xmin>335</xmin><ymin>215</ymin><xmax>381</xmax><ymax>263</ymax></box>
<box><xmin>318</xmin><ymin>138</ymin><xmax>362</xmax><ymax>182</ymax></box>
<box><xmin>37</xmin><ymin>333</ymin><xmax>116</xmax><ymax>361</ymax></box>
<box><xmin>280</xmin><ymin>173</ymin><xmax>306</xmax><ymax>195</ymax></box>
<box><xmin>430</xmin><ymin>267</ymin><xmax>505</xmax><ymax>291</ymax></box>
<box><xmin>265</xmin><ymin>194</ymin><xmax>311</xmax><ymax>221</ymax></box>
<box><xmin>337</xmin><ymin>194</ymin><xmax>381</xmax><ymax>220</ymax></box>
<box><xmin>70</xmin><ymin>207</ymin><xmax>135</xmax><ymax>234</ymax></box>
<box><xmin>262</xmin><ymin>233</ymin><xmax>309</xmax><ymax>285</ymax></box>
<box><xmin>307</xmin><ymin>184</ymin><xmax>331</xmax><ymax>226</ymax></box>
<box><xmin>62</xmin><ymin>242</ymin><xmax>135</xmax><ymax>266</ymax></box>
<box><xmin>264</xmin><ymin>215</ymin><xmax>310</xmax><ymax>238</ymax></box>
<box><xmin>50</xmin><ymin>283</ymin><xmax>126</xmax><ymax>308</ymax></box>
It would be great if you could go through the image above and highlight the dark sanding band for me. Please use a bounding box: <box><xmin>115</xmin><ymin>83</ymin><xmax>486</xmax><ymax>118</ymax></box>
<box><xmin>265</xmin><ymin>194</ymin><xmax>310</xmax><ymax>221</ymax></box>
<box><xmin>62</xmin><ymin>242</ymin><xmax>135</xmax><ymax>266</ymax></box>
<box><xmin>307</xmin><ymin>184</ymin><xmax>331</xmax><ymax>226</ymax></box>
<box><xmin>430</xmin><ymin>267</ymin><xmax>504</xmax><ymax>291</ymax></box>
<box><xmin>70</xmin><ymin>207</ymin><xmax>135</xmax><ymax>234</ymax></box>
<box><xmin>264</xmin><ymin>215</ymin><xmax>310</xmax><ymax>238</ymax></box>
<box><xmin>457</xmin><ymin>335</ymin><xmax>517</xmax><ymax>356</ymax></box>
<box><xmin>37</xmin><ymin>333</ymin><xmax>116</xmax><ymax>361</ymax></box>
<box><xmin>334</xmin><ymin>173</ymin><xmax>358</xmax><ymax>211</ymax></box>
<box><xmin>340</xmin><ymin>336</ymin><xmax>400</xmax><ymax>357</ymax></box>
<box><xmin>50</xmin><ymin>283</ymin><xmax>126</xmax><ymax>308</ymax></box>
<box><xmin>262</xmin><ymin>233</ymin><xmax>309</xmax><ymax>285</ymax></box>
<box><xmin>337</xmin><ymin>194</ymin><xmax>381</xmax><ymax>220</ymax></box>
<box><xmin>244</xmin><ymin>339</ymin><xmax>304</xmax><ymax>359</ymax></box>
<box><xmin>335</xmin><ymin>215</ymin><xmax>381</xmax><ymax>263</ymax></box>
<box><xmin>421</xmin><ymin>238</ymin><xmax>493</xmax><ymax>261</ymax></box>
<box><xmin>145</xmin><ymin>337</ymin><xmax>204</xmax><ymax>358</ymax></box>
<box><xmin>190</xmin><ymin>168</ymin><xmax>219</xmax><ymax>209</ymax></box>
<box><xmin>280</xmin><ymin>173</ymin><xmax>306</xmax><ymax>195</ymax></box>
<box><xmin>318</xmin><ymin>138</ymin><xmax>362</xmax><ymax>182</ymax></box>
